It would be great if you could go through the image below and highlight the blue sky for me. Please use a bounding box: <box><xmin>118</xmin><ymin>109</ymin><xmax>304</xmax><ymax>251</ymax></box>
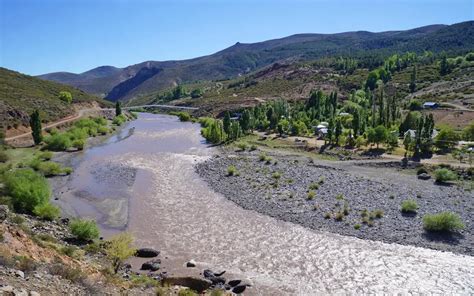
<box><xmin>1</xmin><ymin>0</ymin><xmax>472</xmax><ymax>75</ymax></box>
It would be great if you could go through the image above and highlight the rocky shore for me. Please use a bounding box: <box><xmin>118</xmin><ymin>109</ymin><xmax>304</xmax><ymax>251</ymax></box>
<box><xmin>196</xmin><ymin>148</ymin><xmax>473</xmax><ymax>255</ymax></box>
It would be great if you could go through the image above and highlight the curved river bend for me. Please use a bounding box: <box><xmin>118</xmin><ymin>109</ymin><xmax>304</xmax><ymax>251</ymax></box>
<box><xmin>56</xmin><ymin>113</ymin><xmax>474</xmax><ymax>295</ymax></box>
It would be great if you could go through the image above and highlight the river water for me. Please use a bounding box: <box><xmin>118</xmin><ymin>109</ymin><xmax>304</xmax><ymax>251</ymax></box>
<box><xmin>56</xmin><ymin>113</ymin><xmax>474</xmax><ymax>295</ymax></box>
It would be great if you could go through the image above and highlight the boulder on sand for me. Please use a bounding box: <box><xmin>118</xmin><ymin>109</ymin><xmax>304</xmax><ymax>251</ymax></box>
<box><xmin>417</xmin><ymin>173</ymin><xmax>431</xmax><ymax>180</ymax></box>
<box><xmin>135</xmin><ymin>248</ymin><xmax>160</xmax><ymax>258</ymax></box>
<box><xmin>141</xmin><ymin>259</ymin><xmax>161</xmax><ymax>271</ymax></box>
<box><xmin>163</xmin><ymin>277</ymin><xmax>212</xmax><ymax>293</ymax></box>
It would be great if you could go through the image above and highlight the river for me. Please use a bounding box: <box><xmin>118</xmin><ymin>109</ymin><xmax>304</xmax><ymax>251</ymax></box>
<box><xmin>54</xmin><ymin>113</ymin><xmax>474</xmax><ymax>295</ymax></box>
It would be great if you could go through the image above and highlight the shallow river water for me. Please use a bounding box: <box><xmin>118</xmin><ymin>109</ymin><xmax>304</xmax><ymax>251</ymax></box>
<box><xmin>57</xmin><ymin>113</ymin><xmax>474</xmax><ymax>295</ymax></box>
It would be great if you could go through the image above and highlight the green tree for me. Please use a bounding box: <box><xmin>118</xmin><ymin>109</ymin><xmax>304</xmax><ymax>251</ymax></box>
<box><xmin>190</xmin><ymin>88</ymin><xmax>203</xmax><ymax>98</ymax></box>
<box><xmin>439</xmin><ymin>55</ymin><xmax>450</xmax><ymax>76</ymax></box>
<box><xmin>228</xmin><ymin>121</ymin><xmax>242</xmax><ymax>141</ymax></box>
<box><xmin>327</xmin><ymin>118</ymin><xmax>334</xmax><ymax>145</ymax></box>
<box><xmin>223</xmin><ymin>111</ymin><xmax>231</xmax><ymax>135</ymax></box>
<box><xmin>115</xmin><ymin>101</ymin><xmax>122</xmax><ymax>116</ymax></box>
<box><xmin>435</xmin><ymin>126</ymin><xmax>459</xmax><ymax>151</ymax></box>
<box><xmin>70</xmin><ymin>219</ymin><xmax>100</xmax><ymax>241</ymax></box>
<box><xmin>105</xmin><ymin>233</ymin><xmax>136</xmax><ymax>274</ymax></box>
<box><xmin>30</xmin><ymin>110</ymin><xmax>43</xmax><ymax>145</ymax></box>
<box><xmin>368</xmin><ymin>125</ymin><xmax>388</xmax><ymax>148</ymax></box>
<box><xmin>277</xmin><ymin>118</ymin><xmax>290</xmax><ymax>136</ymax></box>
<box><xmin>352</xmin><ymin>109</ymin><xmax>360</xmax><ymax>136</ymax></box>
<box><xmin>462</xmin><ymin>122</ymin><xmax>474</xmax><ymax>141</ymax></box>
<box><xmin>240</xmin><ymin>109</ymin><xmax>251</xmax><ymax>133</ymax></box>
<box><xmin>365</xmin><ymin>71</ymin><xmax>379</xmax><ymax>91</ymax></box>
<box><xmin>403</xmin><ymin>132</ymin><xmax>412</xmax><ymax>157</ymax></box>
<box><xmin>409</xmin><ymin>66</ymin><xmax>417</xmax><ymax>93</ymax></box>
<box><xmin>334</xmin><ymin>118</ymin><xmax>342</xmax><ymax>146</ymax></box>
<box><xmin>58</xmin><ymin>91</ymin><xmax>72</xmax><ymax>104</ymax></box>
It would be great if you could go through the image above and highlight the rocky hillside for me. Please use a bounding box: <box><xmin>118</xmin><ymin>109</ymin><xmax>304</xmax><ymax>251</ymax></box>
<box><xmin>39</xmin><ymin>21</ymin><xmax>474</xmax><ymax>102</ymax></box>
<box><xmin>0</xmin><ymin>67</ymin><xmax>110</xmax><ymax>133</ymax></box>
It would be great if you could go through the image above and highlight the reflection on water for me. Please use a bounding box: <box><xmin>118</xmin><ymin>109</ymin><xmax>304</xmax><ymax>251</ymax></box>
<box><xmin>59</xmin><ymin>113</ymin><xmax>474</xmax><ymax>295</ymax></box>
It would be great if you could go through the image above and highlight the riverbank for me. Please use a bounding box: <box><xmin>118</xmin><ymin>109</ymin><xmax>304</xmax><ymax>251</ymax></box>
<box><xmin>196</xmin><ymin>147</ymin><xmax>473</xmax><ymax>255</ymax></box>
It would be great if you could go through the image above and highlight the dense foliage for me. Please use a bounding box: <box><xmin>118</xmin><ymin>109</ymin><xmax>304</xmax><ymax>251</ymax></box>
<box><xmin>4</xmin><ymin>169</ymin><xmax>51</xmax><ymax>213</ymax></box>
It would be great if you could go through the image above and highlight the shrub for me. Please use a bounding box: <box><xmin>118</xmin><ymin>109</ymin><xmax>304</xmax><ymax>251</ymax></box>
<box><xmin>33</xmin><ymin>203</ymin><xmax>60</xmax><ymax>221</ymax></box>
<box><xmin>4</xmin><ymin>169</ymin><xmax>51</xmax><ymax>213</ymax></box>
<box><xmin>272</xmin><ymin>172</ymin><xmax>281</xmax><ymax>179</ymax></box>
<box><xmin>227</xmin><ymin>165</ymin><xmax>238</xmax><ymax>176</ymax></box>
<box><xmin>72</xmin><ymin>139</ymin><xmax>86</xmax><ymax>150</ymax></box>
<box><xmin>237</xmin><ymin>142</ymin><xmax>247</xmax><ymax>151</ymax></box>
<box><xmin>69</xmin><ymin>219</ymin><xmax>100</xmax><ymax>241</ymax></box>
<box><xmin>335</xmin><ymin>194</ymin><xmax>344</xmax><ymax>200</ymax></box>
<box><xmin>178</xmin><ymin>289</ymin><xmax>198</xmax><ymax>296</ymax></box>
<box><xmin>44</xmin><ymin>134</ymin><xmax>72</xmax><ymax>151</ymax></box>
<box><xmin>373</xmin><ymin>209</ymin><xmax>384</xmax><ymax>218</ymax></box>
<box><xmin>0</xmin><ymin>151</ymin><xmax>8</xmax><ymax>163</ymax></box>
<box><xmin>104</xmin><ymin>232</ymin><xmax>136</xmax><ymax>273</ymax></box>
<box><xmin>37</xmin><ymin>151</ymin><xmax>53</xmax><ymax>161</ymax></box>
<box><xmin>401</xmin><ymin>199</ymin><xmax>418</xmax><ymax>213</ymax></box>
<box><xmin>112</xmin><ymin>114</ymin><xmax>127</xmax><ymax>126</ymax></box>
<box><xmin>354</xmin><ymin>224</ymin><xmax>361</xmax><ymax>230</ymax></box>
<box><xmin>250</xmin><ymin>144</ymin><xmax>257</xmax><ymax>151</ymax></box>
<box><xmin>176</xmin><ymin>112</ymin><xmax>191</xmax><ymax>122</ymax></box>
<box><xmin>318</xmin><ymin>177</ymin><xmax>325</xmax><ymax>184</ymax></box>
<box><xmin>334</xmin><ymin>212</ymin><xmax>344</xmax><ymax>221</ymax></box>
<box><xmin>259</xmin><ymin>152</ymin><xmax>267</xmax><ymax>161</ymax></box>
<box><xmin>35</xmin><ymin>161</ymin><xmax>63</xmax><ymax>177</ymax></box>
<box><xmin>324</xmin><ymin>212</ymin><xmax>331</xmax><ymax>219</ymax></box>
<box><xmin>307</xmin><ymin>191</ymin><xmax>316</xmax><ymax>200</ymax></box>
<box><xmin>434</xmin><ymin>168</ymin><xmax>457</xmax><ymax>183</ymax></box>
<box><xmin>11</xmin><ymin>215</ymin><xmax>25</xmax><ymax>224</ymax></box>
<box><xmin>48</xmin><ymin>263</ymin><xmax>85</xmax><ymax>283</ymax></box>
<box><xmin>308</xmin><ymin>183</ymin><xmax>319</xmax><ymax>190</ymax></box>
<box><xmin>423</xmin><ymin>212</ymin><xmax>464</xmax><ymax>232</ymax></box>
<box><xmin>97</xmin><ymin>126</ymin><xmax>109</xmax><ymax>135</ymax></box>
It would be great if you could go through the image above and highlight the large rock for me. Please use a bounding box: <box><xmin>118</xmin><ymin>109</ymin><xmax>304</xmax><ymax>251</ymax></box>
<box><xmin>135</xmin><ymin>248</ymin><xmax>160</xmax><ymax>258</ymax></box>
<box><xmin>141</xmin><ymin>259</ymin><xmax>161</xmax><ymax>271</ymax></box>
<box><xmin>0</xmin><ymin>205</ymin><xmax>9</xmax><ymax>221</ymax></box>
<box><xmin>186</xmin><ymin>259</ymin><xmax>196</xmax><ymax>268</ymax></box>
<box><xmin>417</xmin><ymin>173</ymin><xmax>431</xmax><ymax>180</ymax></box>
<box><xmin>162</xmin><ymin>277</ymin><xmax>212</xmax><ymax>293</ymax></box>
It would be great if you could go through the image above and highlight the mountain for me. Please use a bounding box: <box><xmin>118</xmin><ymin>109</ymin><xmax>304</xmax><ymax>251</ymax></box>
<box><xmin>0</xmin><ymin>67</ymin><xmax>108</xmax><ymax>132</ymax></box>
<box><xmin>38</xmin><ymin>21</ymin><xmax>474</xmax><ymax>102</ymax></box>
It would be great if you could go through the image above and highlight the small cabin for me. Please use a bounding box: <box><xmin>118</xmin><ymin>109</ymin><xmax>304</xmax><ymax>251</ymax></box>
<box><xmin>423</xmin><ymin>102</ymin><xmax>439</xmax><ymax>109</ymax></box>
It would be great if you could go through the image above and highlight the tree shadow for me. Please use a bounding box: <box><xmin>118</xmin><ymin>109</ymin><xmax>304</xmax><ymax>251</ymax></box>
<box><xmin>422</xmin><ymin>231</ymin><xmax>464</xmax><ymax>245</ymax></box>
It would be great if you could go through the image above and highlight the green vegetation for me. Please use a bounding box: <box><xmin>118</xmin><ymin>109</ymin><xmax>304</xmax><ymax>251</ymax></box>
<box><xmin>104</xmin><ymin>232</ymin><xmax>136</xmax><ymax>273</ymax></box>
<box><xmin>33</xmin><ymin>203</ymin><xmax>60</xmax><ymax>221</ymax></box>
<box><xmin>423</xmin><ymin>212</ymin><xmax>464</xmax><ymax>232</ymax></box>
<box><xmin>112</xmin><ymin>114</ymin><xmax>127</xmax><ymax>126</ymax></box>
<box><xmin>29</xmin><ymin>110</ymin><xmax>43</xmax><ymax>145</ymax></box>
<box><xmin>69</xmin><ymin>219</ymin><xmax>100</xmax><ymax>241</ymax></box>
<box><xmin>401</xmin><ymin>199</ymin><xmax>418</xmax><ymax>213</ymax></box>
<box><xmin>115</xmin><ymin>101</ymin><xmax>122</xmax><ymax>116</ymax></box>
<box><xmin>58</xmin><ymin>91</ymin><xmax>72</xmax><ymax>104</ymax></box>
<box><xmin>4</xmin><ymin>169</ymin><xmax>51</xmax><ymax>213</ymax></box>
<box><xmin>307</xmin><ymin>190</ymin><xmax>316</xmax><ymax>200</ymax></box>
<box><xmin>434</xmin><ymin>168</ymin><xmax>457</xmax><ymax>183</ymax></box>
<box><xmin>227</xmin><ymin>165</ymin><xmax>238</xmax><ymax>176</ymax></box>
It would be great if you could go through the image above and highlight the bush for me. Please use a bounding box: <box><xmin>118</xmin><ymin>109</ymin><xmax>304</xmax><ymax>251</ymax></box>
<box><xmin>178</xmin><ymin>289</ymin><xmax>198</xmax><ymax>296</ymax></box>
<box><xmin>33</xmin><ymin>203</ymin><xmax>60</xmax><ymax>221</ymax></box>
<box><xmin>11</xmin><ymin>215</ymin><xmax>25</xmax><ymax>224</ymax></box>
<box><xmin>69</xmin><ymin>219</ymin><xmax>100</xmax><ymax>241</ymax></box>
<box><xmin>48</xmin><ymin>263</ymin><xmax>85</xmax><ymax>283</ymax></box>
<box><xmin>434</xmin><ymin>168</ymin><xmax>457</xmax><ymax>183</ymax></box>
<box><xmin>237</xmin><ymin>142</ymin><xmax>247</xmax><ymax>151</ymax></box>
<box><xmin>423</xmin><ymin>212</ymin><xmax>464</xmax><ymax>232</ymax></box>
<box><xmin>373</xmin><ymin>209</ymin><xmax>384</xmax><ymax>218</ymax></box>
<box><xmin>334</xmin><ymin>211</ymin><xmax>344</xmax><ymax>221</ymax></box>
<box><xmin>307</xmin><ymin>191</ymin><xmax>316</xmax><ymax>200</ymax></box>
<box><xmin>272</xmin><ymin>172</ymin><xmax>281</xmax><ymax>179</ymax></box>
<box><xmin>44</xmin><ymin>134</ymin><xmax>72</xmax><ymax>151</ymax></box>
<box><xmin>175</xmin><ymin>112</ymin><xmax>191</xmax><ymax>122</ymax></box>
<box><xmin>72</xmin><ymin>139</ymin><xmax>85</xmax><ymax>150</ymax></box>
<box><xmin>35</xmin><ymin>161</ymin><xmax>63</xmax><ymax>177</ymax></box>
<box><xmin>250</xmin><ymin>144</ymin><xmax>257</xmax><ymax>151</ymax></box>
<box><xmin>37</xmin><ymin>151</ymin><xmax>53</xmax><ymax>161</ymax></box>
<box><xmin>0</xmin><ymin>151</ymin><xmax>8</xmax><ymax>163</ymax></box>
<box><xmin>401</xmin><ymin>199</ymin><xmax>418</xmax><ymax>213</ymax></box>
<box><xmin>4</xmin><ymin>169</ymin><xmax>51</xmax><ymax>213</ymax></box>
<box><xmin>227</xmin><ymin>165</ymin><xmax>238</xmax><ymax>176</ymax></box>
<box><xmin>354</xmin><ymin>224</ymin><xmax>361</xmax><ymax>230</ymax></box>
<box><xmin>112</xmin><ymin>114</ymin><xmax>127</xmax><ymax>126</ymax></box>
<box><xmin>308</xmin><ymin>183</ymin><xmax>319</xmax><ymax>190</ymax></box>
<box><xmin>97</xmin><ymin>126</ymin><xmax>109</xmax><ymax>135</ymax></box>
<box><xmin>104</xmin><ymin>232</ymin><xmax>136</xmax><ymax>273</ymax></box>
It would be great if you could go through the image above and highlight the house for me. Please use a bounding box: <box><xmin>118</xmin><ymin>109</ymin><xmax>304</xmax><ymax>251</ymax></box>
<box><xmin>423</xmin><ymin>102</ymin><xmax>439</xmax><ymax>109</ymax></box>
<box><xmin>404</xmin><ymin>129</ymin><xmax>439</xmax><ymax>139</ymax></box>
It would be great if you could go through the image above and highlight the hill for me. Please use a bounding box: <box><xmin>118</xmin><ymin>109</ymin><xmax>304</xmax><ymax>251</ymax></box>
<box><xmin>39</xmin><ymin>21</ymin><xmax>474</xmax><ymax>102</ymax></box>
<box><xmin>0</xmin><ymin>67</ymin><xmax>109</xmax><ymax>133</ymax></box>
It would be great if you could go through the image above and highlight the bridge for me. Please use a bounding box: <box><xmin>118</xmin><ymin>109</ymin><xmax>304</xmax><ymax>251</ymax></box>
<box><xmin>123</xmin><ymin>104</ymin><xmax>199</xmax><ymax>111</ymax></box>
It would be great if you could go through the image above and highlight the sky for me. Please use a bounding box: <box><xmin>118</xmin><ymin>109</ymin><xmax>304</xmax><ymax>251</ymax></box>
<box><xmin>1</xmin><ymin>0</ymin><xmax>472</xmax><ymax>75</ymax></box>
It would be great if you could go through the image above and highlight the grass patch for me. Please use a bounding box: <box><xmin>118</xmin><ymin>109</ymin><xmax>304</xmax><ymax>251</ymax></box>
<box><xmin>401</xmin><ymin>199</ymin><xmax>418</xmax><ymax>213</ymax></box>
<box><xmin>423</xmin><ymin>212</ymin><xmax>464</xmax><ymax>232</ymax></box>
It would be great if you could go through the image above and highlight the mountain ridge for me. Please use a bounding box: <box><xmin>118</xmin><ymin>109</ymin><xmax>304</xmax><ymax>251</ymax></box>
<box><xmin>38</xmin><ymin>21</ymin><xmax>474</xmax><ymax>101</ymax></box>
